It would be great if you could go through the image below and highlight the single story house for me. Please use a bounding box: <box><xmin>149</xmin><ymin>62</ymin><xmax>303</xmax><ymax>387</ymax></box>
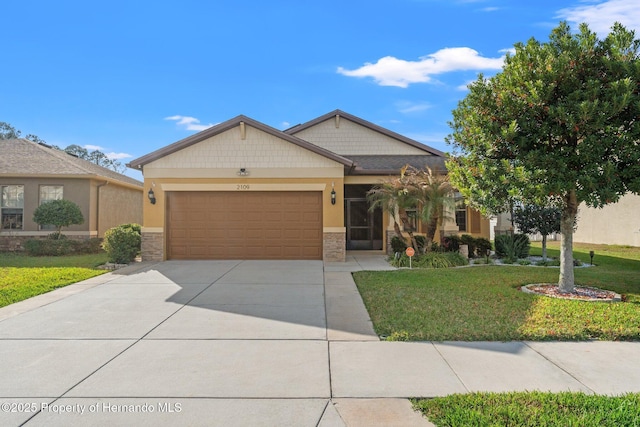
<box><xmin>127</xmin><ymin>110</ymin><xmax>490</xmax><ymax>262</ymax></box>
<box><xmin>0</xmin><ymin>138</ymin><xmax>143</xmax><ymax>251</ymax></box>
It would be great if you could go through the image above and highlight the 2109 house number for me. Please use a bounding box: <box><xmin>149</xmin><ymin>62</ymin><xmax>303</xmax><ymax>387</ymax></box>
<box><xmin>236</xmin><ymin>184</ymin><xmax>250</xmax><ymax>190</ymax></box>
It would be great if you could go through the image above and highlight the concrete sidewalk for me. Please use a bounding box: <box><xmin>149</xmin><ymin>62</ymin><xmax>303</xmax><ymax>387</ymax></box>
<box><xmin>0</xmin><ymin>253</ymin><xmax>638</xmax><ymax>426</ymax></box>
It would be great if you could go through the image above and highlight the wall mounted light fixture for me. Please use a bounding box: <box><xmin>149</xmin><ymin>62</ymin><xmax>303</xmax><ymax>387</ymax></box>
<box><xmin>237</xmin><ymin>168</ymin><xmax>249</xmax><ymax>176</ymax></box>
<box><xmin>148</xmin><ymin>188</ymin><xmax>156</xmax><ymax>204</ymax></box>
<box><xmin>331</xmin><ymin>182</ymin><xmax>336</xmax><ymax>205</ymax></box>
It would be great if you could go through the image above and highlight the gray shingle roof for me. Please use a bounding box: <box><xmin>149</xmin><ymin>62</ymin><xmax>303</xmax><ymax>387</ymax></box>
<box><xmin>0</xmin><ymin>138</ymin><xmax>143</xmax><ymax>188</ymax></box>
<box><xmin>347</xmin><ymin>155</ymin><xmax>447</xmax><ymax>175</ymax></box>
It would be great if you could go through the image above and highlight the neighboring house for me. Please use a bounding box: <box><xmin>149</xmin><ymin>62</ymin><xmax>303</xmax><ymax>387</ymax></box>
<box><xmin>0</xmin><ymin>138</ymin><xmax>143</xmax><ymax>251</ymax></box>
<box><xmin>127</xmin><ymin>110</ymin><xmax>490</xmax><ymax>262</ymax></box>
<box><xmin>572</xmin><ymin>194</ymin><xmax>640</xmax><ymax>247</ymax></box>
<box><xmin>494</xmin><ymin>195</ymin><xmax>640</xmax><ymax>247</ymax></box>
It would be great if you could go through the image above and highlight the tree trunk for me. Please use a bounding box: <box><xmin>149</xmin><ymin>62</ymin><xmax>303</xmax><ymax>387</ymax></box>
<box><xmin>398</xmin><ymin>208</ymin><xmax>419</xmax><ymax>251</ymax></box>
<box><xmin>424</xmin><ymin>218</ymin><xmax>438</xmax><ymax>253</ymax></box>
<box><xmin>541</xmin><ymin>234</ymin><xmax>547</xmax><ymax>261</ymax></box>
<box><xmin>558</xmin><ymin>190</ymin><xmax>578</xmax><ymax>293</ymax></box>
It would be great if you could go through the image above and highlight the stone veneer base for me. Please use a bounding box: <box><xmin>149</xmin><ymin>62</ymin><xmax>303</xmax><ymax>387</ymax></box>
<box><xmin>323</xmin><ymin>232</ymin><xmax>346</xmax><ymax>262</ymax></box>
<box><xmin>141</xmin><ymin>231</ymin><xmax>164</xmax><ymax>262</ymax></box>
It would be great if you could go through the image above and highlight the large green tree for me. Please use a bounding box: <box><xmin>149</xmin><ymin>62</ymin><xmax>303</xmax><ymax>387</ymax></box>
<box><xmin>446</xmin><ymin>22</ymin><xmax>640</xmax><ymax>292</ymax></box>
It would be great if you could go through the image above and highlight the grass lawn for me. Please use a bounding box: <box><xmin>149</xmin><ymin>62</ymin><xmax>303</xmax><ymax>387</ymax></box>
<box><xmin>412</xmin><ymin>391</ymin><xmax>640</xmax><ymax>427</ymax></box>
<box><xmin>353</xmin><ymin>242</ymin><xmax>640</xmax><ymax>341</ymax></box>
<box><xmin>0</xmin><ymin>252</ymin><xmax>109</xmax><ymax>308</ymax></box>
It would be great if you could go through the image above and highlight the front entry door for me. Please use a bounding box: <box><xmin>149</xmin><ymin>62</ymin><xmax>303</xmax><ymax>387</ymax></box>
<box><xmin>345</xmin><ymin>198</ymin><xmax>382</xmax><ymax>250</ymax></box>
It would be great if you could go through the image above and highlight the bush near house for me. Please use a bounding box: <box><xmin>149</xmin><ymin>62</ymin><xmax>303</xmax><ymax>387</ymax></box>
<box><xmin>102</xmin><ymin>223</ymin><xmax>141</xmax><ymax>264</ymax></box>
<box><xmin>24</xmin><ymin>237</ymin><xmax>103</xmax><ymax>256</ymax></box>
<box><xmin>495</xmin><ymin>233</ymin><xmax>531</xmax><ymax>260</ymax></box>
<box><xmin>32</xmin><ymin>199</ymin><xmax>84</xmax><ymax>240</ymax></box>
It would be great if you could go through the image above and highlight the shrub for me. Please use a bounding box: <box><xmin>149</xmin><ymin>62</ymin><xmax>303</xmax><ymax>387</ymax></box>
<box><xmin>495</xmin><ymin>234</ymin><xmax>530</xmax><ymax>261</ymax></box>
<box><xmin>414</xmin><ymin>235</ymin><xmax>426</xmax><ymax>252</ymax></box>
<box><xmin>102</xmin><ymin>223</ymin><xmax>141</xmax><ymax>264</ymax></box>
<box><xmin>24</xmin><ymin>237</ymin><xmax>104</xmax><ymax>256</ymax></box>
<box><xmin>475</xmin><ymin>237</ymin><xmax>492</xmax><ymax>257</ymax></box>
<box><xmin>32</xmin><ymin>199</ymin><xmax>84</xmax><ymax>240</ymax></box>
<box><xmin>390</xmin><ymin>251</ymin><xmax>469</xmax><ymax>268</ymax></box>
<box><xmin>24</xmin><ymin>238</ymin><xmax>75</xmax><ymax>256</ymax></box>
<box><xmin>390</xmin><ymin>236</ymin><xmax>408</xmax><ymax>253</ymax></box>
<box><xmin>441</xmin><ymin>235</ymin><xmax>461</xmax><ymax>252</ymax></box>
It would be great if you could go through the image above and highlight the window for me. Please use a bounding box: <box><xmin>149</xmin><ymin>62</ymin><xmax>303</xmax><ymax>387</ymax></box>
<box><xmin>454</xmin><ymin>192</ymin><xmax>467</xmax><ymax>232</ymax></box>
<box><xmin>39</xmin><ymin>185</ymin><xmax>64</xmax><ymax>230</ymax></box>
<box><xmin>1</xmin><ymin>185</ymin><xmax>24</xmax><ymax>230</ymax></box>
<box><xmin>405</xmin><ymin>208</ymin><xmax>419</xmax><ymax>232</ymax></box>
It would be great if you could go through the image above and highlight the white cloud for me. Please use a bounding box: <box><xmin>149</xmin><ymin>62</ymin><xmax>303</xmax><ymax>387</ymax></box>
<box><xmin>396</xmin><ymin>101</ymin><xmax>432</xmax><ymax>114</ymax></box>
<box><xmin>499</xmin><ymin>47</ymin><xmax>516</xmax><ymax>55</ymax></box>
<box><xmin>281</xmin><ymin>121</ymin><xmax>291</xmax><ymax>128</ymax></box>
<box><xmin>106</xmin><ymin>152</ymin><xmax>132</xmax><ymax>160</ymax></box>
<box><xmin>337</xmin><ymin>47</ymin><xmax>505</xmax><ymax>88</ymax></box>
<box><xmin>404</xmin><ymin>132</ymin><xmax>448</xmax><ymax>145</ymax></box>
<box><xmin>84</xmin><ymin>144</ymin><xmax>104</xmax><ymax>151</ymax></box>
<box><xmin>165</xmin><ymin>115</ymin><xmax>215</xmax><ymax>131</ymax></box>
<box><xmin>481</xmin><ymin>7</ymin><xmax>500</xmax><ymax>12</ymax></box>
<box><xmin>457</xmin><ymin>80</ymin><xmax>476</xmax><ymax>91</ymax></box>
<box><xmin>557</xmin><ymin>0</ymin><xmax>640</xmax><ymax>35</ymax></box>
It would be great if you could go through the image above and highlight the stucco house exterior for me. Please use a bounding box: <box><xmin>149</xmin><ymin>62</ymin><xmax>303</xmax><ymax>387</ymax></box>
<box><xmin>0</xmin><ymin>138</ymin><xmax>143</xmax><ymax>251</ymax></box>
<box><xmin>128</xmin><ymin>110</ymin><xmax>490</xmax><ymax>262</ymax></box>
<box><xmin>494</xmin><ymin>194</ymin><xmax>640</xmax><ymax>247</ymax></box>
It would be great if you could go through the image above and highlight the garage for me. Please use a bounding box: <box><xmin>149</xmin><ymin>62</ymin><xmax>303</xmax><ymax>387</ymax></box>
<box><xmin>167</xmin><ymin>191</ymin><xmax>323</xmax><ymax>260</ymax></box>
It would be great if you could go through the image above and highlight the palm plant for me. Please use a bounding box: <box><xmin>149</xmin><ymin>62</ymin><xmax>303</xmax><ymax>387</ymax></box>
<box><xmin>367</xmin><ymin>166</ymin><xmax>419</xmax><ymax>250</ymax></box>
<box><xmin>408</xmin><ymin>168</ymin><xmax>455</xmax><ymax>252</ymax></box>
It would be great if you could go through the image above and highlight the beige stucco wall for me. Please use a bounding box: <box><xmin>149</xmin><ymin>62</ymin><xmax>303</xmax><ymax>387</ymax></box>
<box><xmin>291</xmin><ymin>117</ymin><xmax>429</xmax><ymax>155</ymax></box>
<box><xmin>574</xmin><ymin>194</ymin><xmax>640</xmax><ymax>247</ymax></box>
<box><xmin>0</xmin><ymin>177</ymin><xmax>91</xmax><ymax>234</ymax></box>
<box><xmin>96</xmin><ymin>181</ymin><xmax>143</xmax><ymax>236</ymax></box>
<box><xmin>0</xmin><ymin>177</ymin><xmax>142</xmax><ymax>238</ymax></box>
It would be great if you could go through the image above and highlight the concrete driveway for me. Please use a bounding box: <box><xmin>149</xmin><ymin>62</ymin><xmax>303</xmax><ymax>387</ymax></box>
<box><xmin>2</xmin><ymin>256</ymin><xmax>639</xmax><ymax>426</ymax></box>
<box><xmin>0</xmin><ymin>258</ymin><xmax>429</xmax><ymax>426</ymax></box>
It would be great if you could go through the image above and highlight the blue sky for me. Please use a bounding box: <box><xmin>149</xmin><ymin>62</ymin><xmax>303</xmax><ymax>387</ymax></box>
<box><xmin>3</xmin><ymin>0</ymin><xmax>640</xmax><ymax>180</ymax></box>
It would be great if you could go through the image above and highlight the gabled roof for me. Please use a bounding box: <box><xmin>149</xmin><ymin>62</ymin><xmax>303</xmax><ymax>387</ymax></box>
<box><xmin>127</xmin><ymin>115</ymin><xmax>354</xmax><ymax>169</ymax></box>
<box><xmin>0</xmin><ymin>138</ymin><xmax>143</xmax><ymax>188</ymax></box>
<box><xmin>285</xmin><ymin>109</ymin><xmax>446</xmax><ymax>157</ymax></box>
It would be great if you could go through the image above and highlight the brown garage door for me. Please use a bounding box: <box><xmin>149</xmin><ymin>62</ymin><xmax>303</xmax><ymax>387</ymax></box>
<box><xmin>167</xmin><ymin>191</ymin><xmax>323</xmax><ymax>260</ymax></box>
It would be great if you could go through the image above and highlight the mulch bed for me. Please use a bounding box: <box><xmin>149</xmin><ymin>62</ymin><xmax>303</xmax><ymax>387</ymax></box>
<box><xmin>522</xmin><ymin>284</ymin><xmax>622</xmax><ymax>302</ymax></box>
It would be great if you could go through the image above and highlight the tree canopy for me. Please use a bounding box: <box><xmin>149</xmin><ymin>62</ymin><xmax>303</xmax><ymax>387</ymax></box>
<box><xmin>446</xmin><ymin>22</ymin><xmax>640</xmax><ymax>292</ymax></box>
<box><xmin>512</xmin><ymin>205</ymin><xmax>561</xmax><ymax>261</ymax></box>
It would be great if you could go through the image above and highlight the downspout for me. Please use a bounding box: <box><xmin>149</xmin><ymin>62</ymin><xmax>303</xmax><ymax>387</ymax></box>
<box><xmin>96</xmin><ymin>181</ymin><xmax>109</xmax><ymax>237</ymax></box>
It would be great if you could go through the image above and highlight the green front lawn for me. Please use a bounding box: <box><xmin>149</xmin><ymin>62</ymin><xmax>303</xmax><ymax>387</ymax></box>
<box><xmin>353</xmin><ymin>242</ymin><xmax>640</xmax><ymax>341</ymax></box>
<box><xmin>0</xmin><ymin>252</ymin><xmax>109</xmax><ymax>308</ymax></box>
<box><xmin>412</xmin><ymin>392</ymin><xmax>640</xmax><ymax>427</ymax></box>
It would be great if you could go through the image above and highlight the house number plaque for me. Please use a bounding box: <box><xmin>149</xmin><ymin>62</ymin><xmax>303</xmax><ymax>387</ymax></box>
<box><xmin>236</xmin><ymin>184</ymin><xmax>250</xmax><ymax>190</ymax></box>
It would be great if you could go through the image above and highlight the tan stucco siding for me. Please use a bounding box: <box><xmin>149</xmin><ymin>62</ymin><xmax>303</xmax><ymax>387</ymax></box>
<box><xmin>0</xmin><ymin>177</ymin><xmax>91</xmax><ymax>233</ymax></box>
<box><xmin>143</xmin><ymin>177</ymin><xmax>345</xmax><ymax>231</ymax></box>
<box><xmin>146</xmin><ymin>124</ymin><xmax>341</xmax><ymax>171</ymax></box>
<box><xmin>574</xmin><ymin>194</ymin><xmax>640</xmax><ymax>247</ymax></box>
<box><xmin>97</xmin><ymin>183</ymin><xmax>143</xmax><ymax>236</ymax></box>
<box><xmin>292</xmin><ymin>118</ymin><xmax>429</xmax><ymax>155</ymax></box>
